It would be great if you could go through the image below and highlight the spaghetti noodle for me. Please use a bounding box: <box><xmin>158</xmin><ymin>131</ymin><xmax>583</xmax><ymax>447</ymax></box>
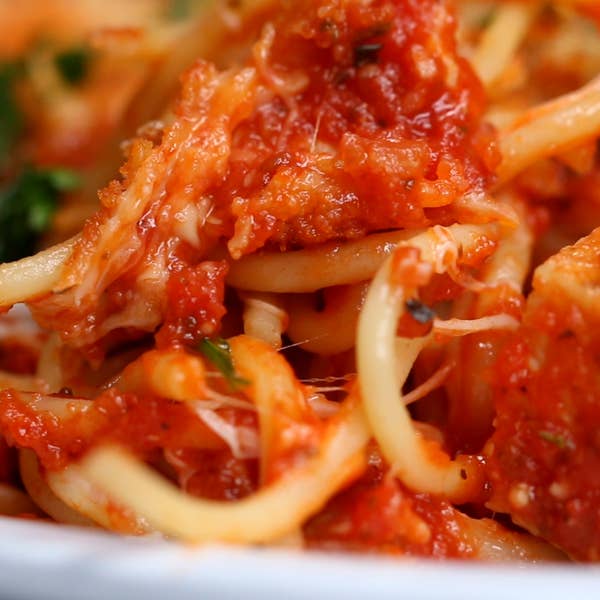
<box><xmin>0</xmin><ymin>0</ymin><xmax>599</xmax><ymax>562</ymax></box>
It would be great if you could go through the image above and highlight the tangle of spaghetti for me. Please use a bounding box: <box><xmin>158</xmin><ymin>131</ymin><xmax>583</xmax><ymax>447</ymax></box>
<box><xmin>0</xmin><ymin>0</ymin><xmax>599</xmax><ymax>562</ymax></box>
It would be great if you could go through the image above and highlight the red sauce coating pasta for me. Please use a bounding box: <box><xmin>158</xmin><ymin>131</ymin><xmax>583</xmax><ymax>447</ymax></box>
<box><xmin>0</xmin><ymin>0</ymin><xmax>599</xmax><ymax>563</ymax></box>
<box><xmin>487</xmin><ymin>228</ymin><xmax>600</xmax><ymax>561</ymax></box>
<box><xmin>27</xmin><ymin>0</ymin><xmax>497</xmax><ymax>357</ymax></box>
<box><xmin>305</xmin><ymin>446</ymin><xmax>474</xmax><ymax>558</ymax></box>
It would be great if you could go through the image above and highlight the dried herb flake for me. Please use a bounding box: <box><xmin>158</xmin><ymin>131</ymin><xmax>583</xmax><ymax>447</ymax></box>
<box><xmin>538</xmin><ymin>430</ymin><xmax>572</xmax><ymax>450</ymax></box>
<box><xmin>354</xmin><ymin>43</ymin><xmax>383</xmax><ymax>67</ymax></box>
<box><xmin>405</xmin><ymin>299</ymin><xmax>436</xmax><ymax>324</ymax></box>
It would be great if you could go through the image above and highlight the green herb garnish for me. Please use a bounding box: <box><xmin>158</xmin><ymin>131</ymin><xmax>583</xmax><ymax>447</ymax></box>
<box><xmin>539</xmin><ymin>430</ymin><xmax>572</xmax><ymax>450</ymax></box>
<box><xmin>0</xmin><ymin>61</ymin><xmax>25</xmax><ymax>164</ymax></box>
<box><xmin>54</xmin><ymin>47</ymin><xmax>92</xmax><ymax>85</ymax></box>
<box><xmin>167</xmin><ymin>0</ymin><xmax>196</xmax><ymax>20</ymax></box>
<box><xmin>0</xmin><ymin>166</ymin><xmax>79</xmax><ymax>262</ymax></box>
<box><xmin>198</xmin><ymin>337</ymin><xmax>250</xmax><ymax>390</ymax></box>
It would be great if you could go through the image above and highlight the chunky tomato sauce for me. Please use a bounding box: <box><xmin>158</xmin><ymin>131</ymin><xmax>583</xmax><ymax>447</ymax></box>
<box><xmin>0</xmin><ymin>0</ymin><xmax>552</xmax><ymax>559</ymax></box>
<box><xmin>0</xmin><ymin>387</ymin><xmax>260</xmax><ymax>499</ymax></box>
<box><xmin>488</xmin><ymin>333</ymin><xmax>600</xmax><ymax>561</ymax></box>
<box><xmin>156</xmin><ymin>261</ymin><xmax>228</xmax><ymax>348</ymax></box>
<box><xmin>219</xmin><ymin>0</ymin><xmax>498</xmax><ymax>256</ymax></box>
<box><xmin>27</xmin><ymin>0</ymin><xmax>498</xmax><ymax>358</ymax></box>
<box><xmin>167</xmin><ymin>448</ymin><xmax>258</xmax><ymax>501</ymax></box>
<box><xmin>486</xmin><ymin>230</ymin><xmax>600</xmax><ymax>561</ymax></box>
<box><xmin>305</xmin><ymin>446</ymin><xmax>474</xmax><ymax>557</ymax></box>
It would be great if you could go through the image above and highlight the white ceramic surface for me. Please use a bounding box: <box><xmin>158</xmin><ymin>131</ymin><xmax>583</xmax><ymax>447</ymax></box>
<box><xmin>0</xmin><ymin>516</ymin><xmax>598</xmax><ymax>599</ymax></box>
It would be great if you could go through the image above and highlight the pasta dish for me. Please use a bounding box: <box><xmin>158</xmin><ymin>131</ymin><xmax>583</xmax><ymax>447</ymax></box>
<box><xmin>0</xmin><ymin>0</ymin><xmax>600</xmax><ymax>562</ymax></box>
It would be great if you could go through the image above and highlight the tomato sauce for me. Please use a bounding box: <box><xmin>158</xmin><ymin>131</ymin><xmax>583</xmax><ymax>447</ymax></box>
<box><xmin>0</xmin><ymin>0</ymin><xmax>523</xmax><ymax>555</ymax></box>
<box><xmin>28</xmin><ymin>0</ymin><xmax>499</xmax><ymax>358</ymax></box>
<box><xmin>0</xmin><ymin>341</ymin><xmax>38</xmax><ymax>375</ymax></box>
<box><xmin>305</xmin><ymin>446</ymin><xmax>474</xmax><ymax>557</ymax></box>
<box><xmin>156</xmin><ymin>261</ymin><xmax>228</xmax><ymax>348</ymax></box>
<box><xmin>487</xmin><ymin>332</ymin><xmax>600</xmax><ymax>560</ymax></box>
<box><xmin>0</xmin><ymin>388</ymin><xmax>250</xmax><ymax>469</ymax></box>
<box><xmin>168</xmin><ymin>447</ymin><xmax>258</xmax><ymax>501</ymax></box>
<box><xmin>0</xmin><ymin>385</ymin><xmax>265</xmax><ymax>503</ymax></box>
<box><xmin>486</xmin><ymin>230</ymin><xmax>600</xmax><ymax>561</ymax></box>
<box><xmin>221</xmin><ymin>0</ymin><xmax>498</xmax><ymax>257</ymax></box>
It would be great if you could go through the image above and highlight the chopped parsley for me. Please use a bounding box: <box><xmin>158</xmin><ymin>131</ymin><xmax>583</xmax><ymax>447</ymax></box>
<box><xmin>167</xmin><ymin>0</ymin><xmax>199</xmax><ymax>20</ymax></box>
<box><xmin>0</xmin><ymin>61</ymin><xmax>25</xmax><ymax>164</ymax></box>
<box><xmin>198</xmin><ymin>337</ymin><xmax>249</xmax><ymax>390</ymax></box>
<box><xmin>538</xmin><ymin>430</ymin><xmax>572</xmax><ymax>450</ymax></box>
<box><xmin>405</xmin><ymin>299</ymin><xmax>436</xmax><ymax>324</ymax></box>
<box><xmin>54</xmin><ymin>46</ymin><xmax>92</xmax><ymax>85</ymax></box>
<box><xmin>0</xmin><ymin>166</ymin><xmax>79</xmax><ymax>262</ymax></box>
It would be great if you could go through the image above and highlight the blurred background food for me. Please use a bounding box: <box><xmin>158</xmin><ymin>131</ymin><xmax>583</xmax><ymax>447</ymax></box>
<box><xmin>0</xmin><ymin>0</ymin><xmax>275</xmax><ymax>256</ymax></box>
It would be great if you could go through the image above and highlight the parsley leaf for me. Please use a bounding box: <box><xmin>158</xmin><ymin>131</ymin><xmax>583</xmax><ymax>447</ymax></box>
<box><xmin>0</xmin><ymin>166</ymin><xmax>79</xmax><ymax>262</ymax></box>
<box><xmin>54</xmin><ymin>47</ymin><xmax>92</xmax><ymax>85</ymax></box>
<box><xmin>0</xmin><ymin>61</ymin><xmax>25</xmax><ymax>164</ymax></box>
<box><xmin>198</xmin><ymin>337</ymin><xmax>250</xmax><ymax>390</ymax></box>
<box><xmin>167</xmin><ymin>0</ymin><xmax>195</xmax><ymax>20</ymax></box>
<box><xmin>538</xmin><ymin>430</ymin><xmax>573</xmax><ymax>450</ymax></box>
